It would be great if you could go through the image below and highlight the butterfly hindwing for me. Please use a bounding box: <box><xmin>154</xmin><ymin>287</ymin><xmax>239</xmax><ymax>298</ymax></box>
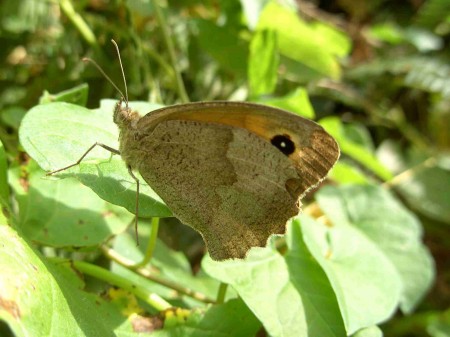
<box><xmin>125</xmin><ymin>119</ymin><xmax>300</xmax><ymax>260</ymax></box>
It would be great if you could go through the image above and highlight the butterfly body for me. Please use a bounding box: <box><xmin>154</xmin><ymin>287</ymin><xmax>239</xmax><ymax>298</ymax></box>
<box><xmin>115</xmin><ymin>101</ymin><xmax>339</xmax><ymax>260</ymax></box>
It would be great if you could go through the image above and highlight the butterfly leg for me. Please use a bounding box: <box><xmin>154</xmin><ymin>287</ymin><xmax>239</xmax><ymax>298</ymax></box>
<box><xmin>46</xmin><ymin>142</ymin><xmax>120</xmax><ymax>175</ymax></box>
<box><xmin>127</xmin><ymin>165</ymin><xmax>140</xmax><ymax>246</ymax></box>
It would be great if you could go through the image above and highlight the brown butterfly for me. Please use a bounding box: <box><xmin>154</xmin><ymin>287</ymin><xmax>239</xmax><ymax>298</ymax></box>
<box><xmin>114</xmin><ymin>100</ymin><xmax>339</xmax><ymax>260</ymax></box>
<box><xmin>50</xmin><ymin>42</ymin><xmax>340</xmax><ymax>261</ymax></box>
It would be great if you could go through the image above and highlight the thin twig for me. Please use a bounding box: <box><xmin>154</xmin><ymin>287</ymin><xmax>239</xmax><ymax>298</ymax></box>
<box><xmin>101</xmin><ymin>245</ymin><xmax>216</xmax><ymax>304</ymax></box>
<box><xmin>383</xmin><ymin>157</ymin><xmax>437</xmax><ymax>188</ymax></box>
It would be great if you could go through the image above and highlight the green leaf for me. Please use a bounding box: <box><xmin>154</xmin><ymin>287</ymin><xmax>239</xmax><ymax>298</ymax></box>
<box><xmin>397</xmin><ymin>162</ymin><xmax>450</xmax><ymax>224</ymax></box>
<box><xmin>316</xmin><ymin>185</ymin><xmax>435</xmax><ymax>315</ymax></box>
<box><xmin>257</xmin><ymin>1</ymin><xmax>351</xmax><ymax>79</ymax></box>
<box><xmin>39</xmin><ymin>83</ymin><xmax>89</xmax><ymax>106</ymax></box>
<box><xmin>0</xmin><ymin>225</ymin><xmax>122</xmax><ymax>336</ymax></box>
<box><xmin>369</xmin><ymin>22</ymin><xmax>406</xmax><ymax>44</ymax></box>
<box><xmin>204</xmin><ymin>248</ymin><xmax>308</xmax><ymax>337</ymax></box>
<box><xmin>427</xmin><ymin>309</ymin><xmax>450</xmax><ymax>337</ymax></box>
<box><xmin>352</xmin><ymin>326</ymin><xmax>383</xmax><ymax>337</ymax></box>
<box><xmin>203</xmin><ymin>228</ymin><xmax>346</xmax><ymax>337</ymax></box>
<box><xmin>415</xmin><ymin>0</ymin><xmax>450</xmax><ymax>29</ymax></box>
<box><xmin>111</xmin><ymin>229</ymin><xmax>230</xmax><ymax>306</ymax></box>
<box><xmin>320</xmin><ymin>117</ymin><xmax>393</xmax><ymax>181</ymax></box>
<box><xmin>377</xmin><ymin>142</ymin><xmax>450</xmax><ymax>224</ymax></box>
<box><xmin>194</xmin><ymin>19</ymin><xmax>248</xmax><ymax>77</ymax></box>
<box><xmin>329</xmin><ymin>161</ymin><xmax>370</xmax><ymax>184</ymax></box>
<box><xmin>1</xmin><ymin>106</ymin><xmax>27</xmax><ymax>130</ymax></box>
<box><xmin>300</xmin><ymin>212</ymin><xmax>401</xmax><ymax>334</ymax></box>
<box><xmin>259</xmin><ymin>87</ymin><xmax>315</xmax><ymax>119</ymax></box>
<box><xmin>286</xmin><ymin>220</ymin><xmax>346</xmax><ymax>337</ymax></box>
<box><xmin>8</xmin><ymin>160</ymin><xmax>132</xmax><ymax>247</ymax></box>
<box><xmin>19</xmin><ymin>100</ymin><xmax>171</xmax><ymax>218</ymax></box>
<box><xmin>248</xmin><ymin>29</ymin><xmax>278</xmax><ymax>97</ymax></box>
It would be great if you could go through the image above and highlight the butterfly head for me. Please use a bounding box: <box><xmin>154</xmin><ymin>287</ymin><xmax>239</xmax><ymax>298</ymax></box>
<box><xmin>113</xmin><ymin>98</ymin><xmax>140</xmax><ymax>129</ymax></box>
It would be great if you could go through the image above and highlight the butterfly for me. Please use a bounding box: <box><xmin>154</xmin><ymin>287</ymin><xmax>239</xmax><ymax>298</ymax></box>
<box><xmin>49</xmin><ymin>41</ymin><xmax>340</xmax><ymax>260</ymax></box>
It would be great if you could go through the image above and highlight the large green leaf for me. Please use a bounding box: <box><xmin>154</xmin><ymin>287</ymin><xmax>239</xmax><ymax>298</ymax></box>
<box><xmin>8</xmin><ymin>161</ymin><xmax>131</xmax><ymax>247</ymax></box>
<box><xmin>201</xmin><ymin>184</ymin><xmax>430</xmax><ymax>336</ymax></box>
<box><xmin>19</xmin><ymin>100</ymin><xmax>171</xmax><ymax>218</ymax></box>
<box><xmin>300</xmin><ymin>214</ymin><xmax>401</xmax><ymax>334</ymax></box>
<box><xmin>1</xmin><ymin>224</ymin><xmax>258</xmax><ymax>336</ymax></box>
<box><xmin>257</xmin><ymin>1</ymin><xmax>350</xmax><ymax>79</ymax></box>
<box><xmin>0</xmin><ymin>225</ymin><xmax>123</xmax><ymax>336</ymax></box>
<box><xmin>316</xmin><ymin>185</ymin><xmax>435</xmax><ymax>315</ymax></box>
<box><xmin>203</xmin><ymin>225</ymin><xmax>346</xmax><ymax>337</ymax></box>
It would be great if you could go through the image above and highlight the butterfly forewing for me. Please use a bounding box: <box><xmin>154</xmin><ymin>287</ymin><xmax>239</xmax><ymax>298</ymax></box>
<box><xmin>117</xmin><ymin>101</ymin><xmax>340</xmax><ymax>260</ymax></box>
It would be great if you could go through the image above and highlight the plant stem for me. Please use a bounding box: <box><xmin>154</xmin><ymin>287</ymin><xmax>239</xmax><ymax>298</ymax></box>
<box><xmin>59</xmin><ymin>0</ymin><xmax>97</xmax><ymax>48</ymax></box>
<box><xmin>132</xmin><ymin>217</ymin><xmax>160</xmax><ymax>268</ymax></box>
<box><xmin>216</xmin><ymin>283</ymin><xmax>228</xmax><ymax>304</ymax></box>
<box><xmin>69</xmin><ymin>259</ymin><xmax>172</xmax><ymax>311</ymax></box>
<box><xmin>102</xmin><ymin>245</ymin><xmax>216</xmax><ymax>304</ymax></box>
<box><xmin>151</xmin><ymin>0</ymin><xmax>190</xmax><ymax>103</ymax></box>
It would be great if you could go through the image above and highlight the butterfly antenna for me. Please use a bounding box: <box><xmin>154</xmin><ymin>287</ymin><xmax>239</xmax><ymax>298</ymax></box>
<box><xmin>82</xmin><ymin>57</ymin><xmax>126</xmax><ymax>103</ymax></box>
<box><xmin>111</xmin><ymin>39</ymin><xmax>129</xmax><ymax>108</ymax></box>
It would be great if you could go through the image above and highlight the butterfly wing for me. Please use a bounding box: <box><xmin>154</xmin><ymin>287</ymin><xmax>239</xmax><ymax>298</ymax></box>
<box><xmin>124</xmin><ymin>119</ymin><xmax>301</xmax><ymax>260</ymax></box>
<box><xmin>120</xmin><ymin>102</ymin><xmax>340</xmax><ymax>260</ymax></box>
<box><xmin>137</xmin><ymin>101</ymin><xmax>340</xmax><ymax>199</ymax></box>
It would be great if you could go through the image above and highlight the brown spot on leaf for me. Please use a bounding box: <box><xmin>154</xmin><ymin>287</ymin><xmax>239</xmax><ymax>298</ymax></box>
<box><xmin>102</xmin><ymin>211</ymin><xmax>113</xmax><ymax>218</ymax></box>
<box><xmin>0</xmin><ymin>297</ymin><xmax>20</xmax><ymax>319</ymax></box>
<box><xmin>131</xmin><ymin>314</ymin><xmax>164</xmax><ymax>333</ymax></box>
<box><xmin>19</xmin><ymin>177</ymin><xmax>29</xmax><ymax>192</ymax></box>
<box><xmin>2</xmin><ymin>206</ymin><xmax>10</xmax><ymax>220</ymax></box>
<box><xmin>18</xmin><ymin>152</ymin><xmax>30</xmax><ymax>166</ymax></box>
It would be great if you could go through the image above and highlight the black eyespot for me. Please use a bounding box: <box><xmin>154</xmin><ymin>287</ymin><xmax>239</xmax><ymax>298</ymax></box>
<box><xmin>271</xmin><ymin>134</ymin><xmax>295</xmax><ymax>156</ymax></box>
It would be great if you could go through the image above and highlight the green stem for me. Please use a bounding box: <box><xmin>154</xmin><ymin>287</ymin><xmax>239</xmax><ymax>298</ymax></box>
<box><xmin>151</xmin><ymin>0</ymin><xmax>190</xmax><ymax>103</ymax></box>
<box><xmin>59</xmin><ymin>0</ymin><xmax>97</xmax><ymax>48</ymax></box>
<box><xmin>142</xmin><ymin>44</ymin><xmax>176</xmax><ymax>79</ymax></box>
<box><xmin>71</xmin><ymin>260</ymin><xmax>172</xmax><ymax>311</ymax></box>
<box><xmin>132</xmin><ymin>217</ymin><xmax>160</xmax><ymax>268</ymax></box>
<box><xmin>102</xmin><ymin>246</ymin><xmax>216</xmax><ymax>304</ymax></box>
<box><xmin>216</xmin><ymin>282</ymin><xmax>228</xmax><ymax>304</ymax></box>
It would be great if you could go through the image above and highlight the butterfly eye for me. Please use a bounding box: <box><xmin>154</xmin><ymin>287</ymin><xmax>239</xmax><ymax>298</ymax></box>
<box><xmin>271</xmin><ymin>134</ymin><xmax>295</xmax><ymax>156</ymax></box>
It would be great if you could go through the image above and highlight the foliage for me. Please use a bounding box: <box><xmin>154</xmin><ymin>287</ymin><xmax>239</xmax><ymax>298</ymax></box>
<box><xmin>0</xmin><ymin>0</ymin><xmax>449</xmax><ymax>336</ymax></box>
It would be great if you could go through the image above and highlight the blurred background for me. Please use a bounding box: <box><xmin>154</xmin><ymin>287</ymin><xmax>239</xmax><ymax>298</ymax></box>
<box><xmin>0</xmin><ymin>1</ymin><xmax>449</xmax><ymax>336</ymax></box>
